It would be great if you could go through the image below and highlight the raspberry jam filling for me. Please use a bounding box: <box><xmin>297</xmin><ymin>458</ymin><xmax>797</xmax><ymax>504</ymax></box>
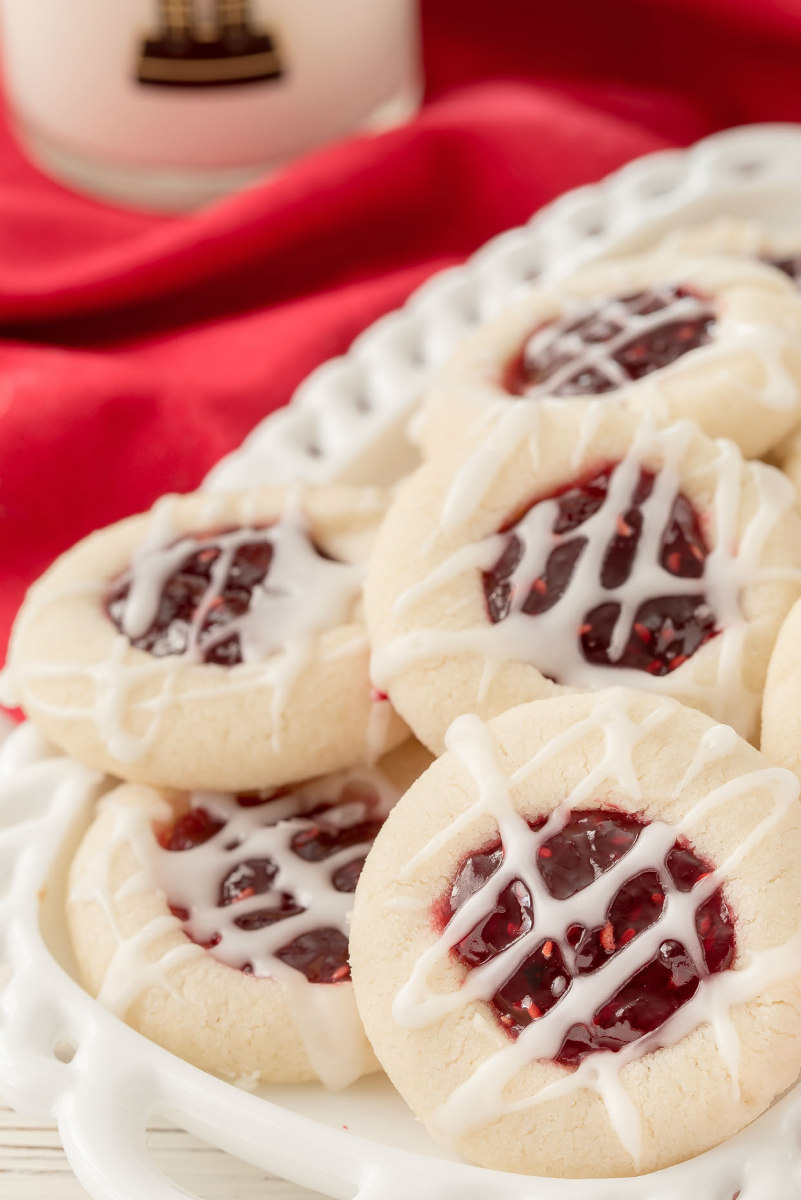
<box><xmin>106</xmin><ymin>526</ymin><xmax>339</xmax><ymax>666</ymax></box>
<box><xmin>438</xmin><ymin>808</ymin><xmax>735</xmax><ymax>1066</ymax></box>
<box><xmin>482</xmin><ymin>464</ymin><xmax>718</xmax><ymax>676</ymax></box>
<box><xmin>505</xmin><ymin>285</ymin><xmax>715</xmax><ymax>398</ymax></box>
<box><xmin>158</xmin><ymin>785</ymin><xmax>383</xmax><ymax>983</ymax></box>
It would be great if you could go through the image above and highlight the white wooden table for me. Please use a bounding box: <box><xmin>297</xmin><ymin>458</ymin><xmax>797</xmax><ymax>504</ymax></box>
<box><xmin>0</xmin><ymin>1101</ymin><xmax>324</xmax><ymax>1199</ymax></box>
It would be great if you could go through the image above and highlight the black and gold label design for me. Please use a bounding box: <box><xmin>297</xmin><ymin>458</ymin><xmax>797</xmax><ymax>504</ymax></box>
<box><xmin>137</xmin><ymin>1</ymin><xmax>284</xmax><ymax>87</ymax></box>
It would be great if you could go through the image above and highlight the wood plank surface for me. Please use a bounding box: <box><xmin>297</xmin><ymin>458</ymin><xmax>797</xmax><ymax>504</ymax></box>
<box><xmin>0</xmin><ymin>1101</ymin><xmax>325</xmax><ymax>1200</ymax></box>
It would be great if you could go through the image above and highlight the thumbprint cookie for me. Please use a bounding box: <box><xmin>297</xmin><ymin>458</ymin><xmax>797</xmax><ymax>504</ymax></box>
<box><xmin>3</xmin><ymin>486</ymin><xmax>408</xmax><ymax>790</ymax></box>
<box><xmin>350</xmin><ymin>690</ymin><xmax>801</xmax><ymax>1176</ymax></box>
<box><xmin>366</xmin><ymin>409</ymin><xmax>801</xmax><ymax>751</ymax></box>
<box><xmin>68</xmin><ymin>738</ymin><xmax>431</xmax><ymax>1089</ymax></box>
<box><xmin>414</xmin><ymin>252</ymin><xmax>801</xmax><ymax>460</ymax></box>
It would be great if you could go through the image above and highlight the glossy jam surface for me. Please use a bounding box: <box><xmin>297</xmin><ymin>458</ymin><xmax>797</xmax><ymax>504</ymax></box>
<box><xmin>440</xmin><ymin>809</ymin><xmax>735</xmax><ymax>1065</ymax></box>
<box><xmin>482</xmin><ymin>464</ymin><xmax>717</xmax><ymax>677</ymax></box>
<box><xmin>506</xmin><ymin>285</ymin><xmax>715</xmax><ymax>397</ymax></box>
<box><xmin>160</xmin><ymin>786</ymin><xmax>383</xmax><ymax>983</ymax></box>
<box><xmin>106</xmin><ymin>527</ymin><xmax>338</xmax><ymax>666</ymax></box>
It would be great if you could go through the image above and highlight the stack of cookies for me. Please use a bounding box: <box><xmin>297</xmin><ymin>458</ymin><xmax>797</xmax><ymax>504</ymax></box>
<box><xmin>4</xmin><ymin>221</ymin><xmax>801</xmax><ymax>1179</ymax></box>
<box><xmin>3</xmin><ymin>484</ymin><xmax>428</xmax><ymax>1091</ymax></box>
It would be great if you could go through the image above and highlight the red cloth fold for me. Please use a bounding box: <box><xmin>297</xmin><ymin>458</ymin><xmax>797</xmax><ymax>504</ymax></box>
<box><xmin>0</xmin><ymin>0</ymin><xmax>799</xmax><ymax>665</ymax></box>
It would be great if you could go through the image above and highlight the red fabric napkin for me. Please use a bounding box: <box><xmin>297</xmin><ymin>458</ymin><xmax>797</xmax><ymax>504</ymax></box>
<box><xmin>0</xmin><ymin>0</ymin><xmax>799</xmax><ymax>670</ymax></box>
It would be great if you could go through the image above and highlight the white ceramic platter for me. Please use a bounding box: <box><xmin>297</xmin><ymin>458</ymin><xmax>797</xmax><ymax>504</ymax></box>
<box><xmin>2</xmin><ymin>123</ymin><xmax>801</xmax><ymax>1200</ymax></box>
<box><xmin>205</xmin><ymin>122</ymin><xmax>801</xmax><ymax>495</ymax></box>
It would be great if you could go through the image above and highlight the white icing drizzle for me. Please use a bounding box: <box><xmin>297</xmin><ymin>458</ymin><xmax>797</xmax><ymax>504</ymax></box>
<box><xmin>119</xmin><ymin>502</ymin><xmax>362</xmax><ymax>664</ymax></box>
<box><xmin>390</xmin><ymin>696</ymin><xmax>801</xmax><ymax>1167</ymax></box>
<box><xmin>372</xmin><ymin>419</ymin><xmax>801</xmax><ymax>738</ymax></box>
<box><xmin>518</xmin><ymin>286</ymin><xmax>714</xmax><ymax>397</ymax></box>
<box><xmin>432</xmin><ymin>263</ymin><xmax>800</xmax><ymax>503</ymax></box>
<box><xmin>439</xmin><ymin>402</ymin><xmax>543</xmax><ymax>536</ymax></box>
<box><xmin>154</xmin><ymin>781</ymin><xmax>386</xmax><ymax>978</ymax></box>
<box><xmin>69</xmin><ymin>791</ymin><xmax>206</xmax><ymax>1015</ymax></box>
<box><xmin>70</xmin><ymin>764</ymin><xmax>401</xmax><ymax>1090</ymax></box>
<box><xmin>10</xmin><ymin>501</ymin><xmax>376</xmax><ymax>762</ymax></box>
<box><xmin>515</xmin><ymin>273</ymin><xmax>801</xmax><ymax>417</ymax></box>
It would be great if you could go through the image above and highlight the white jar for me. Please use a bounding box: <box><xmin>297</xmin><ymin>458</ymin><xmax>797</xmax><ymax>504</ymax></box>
<box><xmin>0</xmin><ymin>0</ymin><xmax>422</xmax><ymax>210</ymax></box>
